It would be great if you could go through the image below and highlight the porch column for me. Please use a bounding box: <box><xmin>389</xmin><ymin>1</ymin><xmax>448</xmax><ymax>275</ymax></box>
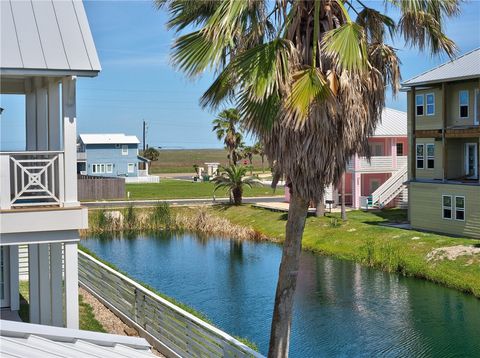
<box><xmin>35</xmin><ymin>78</ymin><xmax>48</xmax><ymax>151</ymax></box>
<box><xmin>391</xmin><ymin>138</ymin><xmax>397</xmax><ymax>169</ymax></box>
<box><xmin>25</xmin><ymin>79</ymin><xmax>36</xmax><ymax>151</ymax></box>
<box><xmin>0</xmin><ymin>155</ymin><xmax>11</xmax><ymax>210</ymax></box>
<box><xmin>28</xmin><ymin>244</ymin><xmax>40</xmax><ymax>324</ymax></box>
<box><xmin>62</xmin><ymin>76</ymin><xmax>79</xmax><ymax>207</ymax></box>
<box><xmin>9</xmin><ymin>245</ymin><xmax>19</xmax><ymax>311</ymax></box>
<box><xmin>38</xmin><ymin>244</ymin><xmax>52</xmax><ymax>325</ymax></box>
<box><xmin>50</xmin><ymin>243</ymin><xmax>63</xmax><ymax>327</ymax></box>
<box><xmin>64</xmin><ymin>241</ymin><xmax>79</xmax><ymax>329</ymax></box>
<box><xmin>48</xmin><ymin>79</ymin><xmax>61</xmax><ymax>151</ymax></box>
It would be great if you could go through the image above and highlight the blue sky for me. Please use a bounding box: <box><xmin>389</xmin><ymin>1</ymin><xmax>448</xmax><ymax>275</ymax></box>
<box><xmin>1</xmin><ymin>0</ymin><xmax>479</xmax><ymax>150</ymax></box>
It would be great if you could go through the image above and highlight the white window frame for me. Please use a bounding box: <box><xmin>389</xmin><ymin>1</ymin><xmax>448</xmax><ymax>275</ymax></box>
<box><xmin>127</xmin><ymin>163</ymin><xmax>135</xmax><ymax>173</ymax></box>
<box><xmin>396</xmin><ymin>142</ymin><xmax>404</xmax><ymax>156</ymax></box>
<box><xmin>415</xmin><ymin>94</ymin><xmax>424</xmax><ymax>116</ymax></box>
<box><xmin>426</xmin><ymin>143</ymin><xmax>435</xmax><ymax>169</ymax></box>
<box><xmin>442</xmin><ymin>195</ymin><xmax>452</xmax><ymax>220</ymax></box>
<box><xmin>474</xmin><ymin>88</ymin><xmax>479</xmax><ymax>125</ymax></box>
<box><xmin>92</xmin><ymin>164</ymin><xmax>105</xmax><ymax>174</ymax></box>
<box><xmin>122</xmin><ymin>145</ymin><xmax>128</xmax><ymax>155</ymax></box>
<box><xmin>459</xmin><ymin>90</ymin><xmax>469</xmax><ymax>118</ymax></box>
<box><xmin>106</xmin><ymin>163</ymin><xmax>113</xmax><ymax>173</ymax></box>
<box><xmin>426</xmin><ymin>93</ymin><xmax>435</xmax><ymax>116</ymax></box>
<box><xmin>416</xmin><ymin>144</ymin><xmax>425</xmax><ymax>169</ymax></box>
<box><xmin>454</xmin><ymin>196</ymin><xmax>465</xmax><ymax>221</ymax></box>
<box><xmin>465</xmin><ymin>142</ymin><xmax>478</xmax><ymax>179</ymax></box>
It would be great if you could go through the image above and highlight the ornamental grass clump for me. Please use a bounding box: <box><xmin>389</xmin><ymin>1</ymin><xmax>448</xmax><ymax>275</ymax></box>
<box><xmin>149</xmin><ymin>202</ymin><xmax>173</xmax><ymax>230</ymax></box>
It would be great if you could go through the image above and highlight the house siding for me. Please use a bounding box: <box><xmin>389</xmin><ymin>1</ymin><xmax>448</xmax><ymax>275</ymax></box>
<box><xmin>84</xmin><ymin>143</ymin><xmax>139</xmax><ymax>177</ymax></box>
<box><xmin>414</xmin><ymin>88</ymin><xmax>443</xmax><ymax>130</ymax></box>
<box><xmin>409</xmin><ymin>182</ymin><xmax>480</xmax><ymax>239</ymax></box>
<box><xmin>446</xmin><ymin>80</ymin><xmax>479</xmax><ymax>127</ymax></box>
<box><xmin>415</xmin><ymin>138</ymin><xmax>443</xmax><ymax>180</ymax></box>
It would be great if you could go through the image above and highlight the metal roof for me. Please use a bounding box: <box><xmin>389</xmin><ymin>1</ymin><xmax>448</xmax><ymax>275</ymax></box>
<box><xmin>0</xmin><ymin>0</ymin><xmax>101</xmax><ymax>77</ymax></box>
<box><xmin>402</xmin><ymin>48</ymin><xmax>480</xmax><ymax>87</ymax></box>
<box><xmin>0</xmin><ymin>320</ymin><xmax>156</xmax><ymax>358</ymax></box>
<box><xmin>79</xmin><ymin>134</ymin><xmax>140</xmax><ymax>145</ymax></box>
<box><xmin>372</xmin><ymin>108</ymin><xmax>407</xmax><ymax>137</ymax></box>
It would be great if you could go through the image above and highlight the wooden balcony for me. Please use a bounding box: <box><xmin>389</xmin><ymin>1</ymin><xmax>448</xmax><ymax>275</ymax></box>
<box><xmin>346</xmin><ymin>156</ymin><xmax>407</xmax><ymax>173</ymax></box>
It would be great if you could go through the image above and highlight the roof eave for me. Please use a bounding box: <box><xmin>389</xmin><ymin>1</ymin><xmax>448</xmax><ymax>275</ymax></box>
<box><xmin>0</xmin><ymin>68</ymin><xmax>100</xmax><ymax>78</ymax></box>
<box><xmin>401</xmin><ymin>74</ymin><xmax>480</xmax><ymax>90</ymax></box>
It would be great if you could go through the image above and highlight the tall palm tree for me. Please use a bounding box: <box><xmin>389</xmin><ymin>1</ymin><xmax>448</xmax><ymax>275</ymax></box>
<box><xmin>253</xmin><ymin>141</ymin><xmax>266</xmax><ymax>173</ymax></box>
<box><xmin>157</xmin><ymin>1</ymin><xmax>459</xmax><ymax>356</ymax></box>
<box><xmin>212</xmin><ymin>108</ymin><xmax>243</xmax><ymax>165</ymax></box>
<box><xmin>212</xmin><ymin>165</ymin><xmax>259</xmax><ymax>205</ymax></box>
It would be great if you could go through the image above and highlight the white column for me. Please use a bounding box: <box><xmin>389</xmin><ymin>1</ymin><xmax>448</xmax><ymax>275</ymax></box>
<box><xmin>9</xmin><ymin>245</ymin><xmax>19</xmax><ymax>311</ymax></box>
<box><xmin>50</xmin><ymin>243</ymin><xmax>63</xmax><ymax>326</ymax></box>
<box><xmin>28</xmin><ymin>244</ymin><xmax>40</xmax><ymax>324</ymax></box>
<box><xmin>64</xmin><ymin>241</ymin><xmax>79</xmax><ymax>329</ymax></box>
<box><xmin>25</xmin><ymin>79</ymin><xmax>36</xmax><ymax>151</ymax></box>
<box><xmin>48</xmin><ymin>79</ymin><xmax>61</xmax><ymax>151</ymax></box>
<box><xmin>0</xmin><ymin>155</ymin><xmax>11</xmax><ymax>210</ymax></box>
<box><xmin>62</xmin><ymin>76</ymin><xmax>78</xmax><ymax>207</ymax></box>
<box><xmin>35</xmin><ymin>79</ymin><xmax>48</xmax><ymax>151</ymax></box>
<box><xmin>38</xmin><ymin>244</ymin><xmax>52</xmax><ymax>325</ymax></box>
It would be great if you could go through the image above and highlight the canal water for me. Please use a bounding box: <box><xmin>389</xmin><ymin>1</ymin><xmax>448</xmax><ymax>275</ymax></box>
<box><xmin>81</xmin><ymin>232</ymin><xmax>480</xmax><ymax>357</ymax></box>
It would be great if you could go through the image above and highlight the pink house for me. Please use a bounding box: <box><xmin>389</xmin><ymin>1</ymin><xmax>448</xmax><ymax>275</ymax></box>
<box><xmin>285</xmin><ymin>108</ymin><xmax>408</xmax><ymax>209</ymax></box>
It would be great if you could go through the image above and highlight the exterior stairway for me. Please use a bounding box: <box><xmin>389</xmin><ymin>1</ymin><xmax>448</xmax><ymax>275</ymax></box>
<box><xmin>367</xmin><ymin>164</ymin><xmax>408</xmax><ymax>209</ymax></box>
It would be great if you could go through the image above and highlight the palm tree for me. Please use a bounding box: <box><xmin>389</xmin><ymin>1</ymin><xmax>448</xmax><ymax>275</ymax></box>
<box><xmin>212</xmin><ymin>108</ymin><xmax>243</xmax><ymax>165</ymax></box>
<box><xmin>253</xmin><ymin>141</ymin><xmax>266</xmax><ymax>173</ymax></box>
<box><xmin>212</xmin><ymin>165</ymin><xmax>259</xmax><ymax>205</ymax></box>
<box><xmin>157</xmin><ymin>1</ymin><xmax>459</xmax><ymax>356</ymax></box>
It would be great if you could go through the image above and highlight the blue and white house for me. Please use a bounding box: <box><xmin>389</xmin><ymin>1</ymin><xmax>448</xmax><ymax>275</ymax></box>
<box><xmin>77</xmin><ymin>133</ymin><xmax>158</xmax><ymax>183</ymax></box>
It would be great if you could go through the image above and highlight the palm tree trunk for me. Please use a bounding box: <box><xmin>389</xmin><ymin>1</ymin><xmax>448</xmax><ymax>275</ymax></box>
<box><xmin>268</xmin><ymin>192</ymin><xmax>309</xmax><ymax>358</ymax></box>
<box><xmin>232</xmin><ymin>187</ymin><xmax>242</xmax><ymax>205</ymax></box>
<box><xmin>315</xmin><ymin>192</ymin><xmax>325</xmax><ymax>217</ymax></box>
<box><xmin>261</xmin><ymin>155</ymin><xmax>265</xmax><ymax>173</ymax></box>
<box><xmin>341</xmin><ymin>172</ymin><xmax>347</xmax><ymax>221</ymax></box>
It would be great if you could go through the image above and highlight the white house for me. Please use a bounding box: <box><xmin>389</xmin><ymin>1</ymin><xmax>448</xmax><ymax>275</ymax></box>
<box><xmin>0</xmin><ymin>0</ymin><xmax>100</xmax><ymax>329</ymax></box>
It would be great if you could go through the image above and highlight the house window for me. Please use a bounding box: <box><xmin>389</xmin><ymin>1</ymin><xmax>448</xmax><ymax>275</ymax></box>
<box><xmin>416</xmin><ymin>144</ymin><xmax>424</xmax><ymax>169</ymax></box>
<box><xmin>426</xmin><ymin>93</ymin><xmax>435</xmax><ymax>115</ymax></box>
<box><xmin>459</xmin><ymin>90</ymin><xmax>469</xmax><ymax>118</ymax></box>
<box><xmin>92</xmin><ymin>164</ymin><xmax>105</xmax><ymax>174</ymax></box>
<box><xmin>122</xmin><ymin>145</ymin><xmax>128</xmax><ymax>155</ymax></box>
<box><xmin>426</xmin><ymin>143</ymin><xmax>435</xmax><ymax>169</ymax></box>
<box><xmin>396</xmin><ymin>143</ymin><xmax>404</xmax><ymax>156</ymax></box>
<box><xmin>415</xmin><ymin>95</ymin><xmax>424</xmax><ymax>116</ymax></box>
<box><xmin>442</xmin><ymin>195</ymin><xmax>452</xmax><ymax>219</ymax></box>
<box><xmin>128</xmin><ymin>163</ymin><xmax>135</xmax><ymax>173</ymax></box>
<box><xmin>455</xmin><ymin>196</ymin><xmax>465</xmax><ymax>221</ymax></box>
<box><xmin>106</xmin><ymin>164</ymin><xmax>113</xmax><ymax>173</ymax></box>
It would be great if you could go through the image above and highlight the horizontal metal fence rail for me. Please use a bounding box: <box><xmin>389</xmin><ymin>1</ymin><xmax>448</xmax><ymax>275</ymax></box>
<box><xmin>78</xmin><ymin>250</ymin><xmax>263</xmax><ymax>358</ymax></box>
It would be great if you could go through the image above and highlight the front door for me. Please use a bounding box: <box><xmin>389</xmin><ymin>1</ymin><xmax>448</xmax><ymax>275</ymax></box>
<box><xmin>465</xmin><ymin>143</ymin><xmax>478</xmax><ymax>179</ymax></box>
<box><xmin>0</xmin><ymin>246</ymin><xmax>10</xmax><ymax>308</ymax></box>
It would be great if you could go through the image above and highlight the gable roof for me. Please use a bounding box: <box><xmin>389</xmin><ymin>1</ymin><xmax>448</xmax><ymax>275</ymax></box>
<box><xmin>79</xmin><ymin>134</ymin><xmax>140</xmax><ymax>145</ymax></box>
<box><xmin>0</xmin><ymin>0</ymin><xmax>101</xmax><ymax>77</ymax></box>
<box><xmin>372</xmin><ymin>108</ymin><xmax>407</xmax><ymax>137</ymax></box>
<box><xmin>402</xmin><ymin>48</ymin><xmax>480</xmax><ymax>87</ymax></box>
<box><xmin>0</xmin><ymin>320</ymin><xmax>156</xmax><ymax>358</ymax></box>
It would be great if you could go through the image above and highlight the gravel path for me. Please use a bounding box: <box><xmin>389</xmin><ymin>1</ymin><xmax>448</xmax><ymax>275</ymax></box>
<box><xmin>79</xmin><ymin>287</ymin><xmax>165</xmax><ymax>357</ymax></box>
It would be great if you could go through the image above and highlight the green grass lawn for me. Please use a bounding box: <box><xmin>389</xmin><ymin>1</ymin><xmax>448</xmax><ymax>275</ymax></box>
<box><xmin>210</xmin><ymin>206</ymin><xmax>480</xmax><ymax>297</ymax></box>
<box><xmin>18</xmin><ymin>281</ymin><xmax>105</xmax><ymax>332</ymax></box>
<box><xmin>125</xmin><ymin>179</ymin><xmax>284</xmax><ymax>200</ymax></box>
<box><xmin>150</xmin><ymin>149</ymin><xmax>269</xmax><ymax>174</ymax></box>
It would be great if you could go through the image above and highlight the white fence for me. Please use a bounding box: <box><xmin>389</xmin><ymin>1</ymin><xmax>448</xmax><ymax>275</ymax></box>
<box><xmin>346</xmin><ymin>155</ymin><xmax>407</xmax><ymax>172</ymax></box>
<box><xmin>78</xmin><ymin>250</ymin><xmax>263</xmax><ymax>358</ymax></box>
<box><xmin>125</xmin><ymin>176</ymin><xmax>160</xmax><ymax>184</ymax></box>
<box><xmin>0</xmin><ymin>151</ymin><xmax>65</xmax><ymax>209</ymax></box>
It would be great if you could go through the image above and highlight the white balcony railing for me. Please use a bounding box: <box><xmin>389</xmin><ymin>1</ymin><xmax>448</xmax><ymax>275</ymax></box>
<box><xmin>347</xmin><ymin>156</ymin><xmax>407</xmax><ymax>172</ymax></box>
<box><xmin>0</xmin><ymin>151</ymin><xmax>65</xmax><ymax>209</ymax></box>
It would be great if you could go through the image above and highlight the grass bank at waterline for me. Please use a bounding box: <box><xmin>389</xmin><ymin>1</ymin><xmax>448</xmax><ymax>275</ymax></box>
<box><xmin>213</xmin><ymin>206</ymin><xmax>480</xmax><ymax>298</ymax></box>
<box><xmin>83</xmin><ymin>205</ymin><xmax>480</xmax><ymax>298</ymax></box>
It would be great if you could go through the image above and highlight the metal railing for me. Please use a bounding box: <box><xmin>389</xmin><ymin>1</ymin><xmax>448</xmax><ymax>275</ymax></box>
<box><xmin>370</xmin><ymin>164</ymin><xmax>408</xmax><ymax>208</ymax></box>
<box><xmin>347</xmin><ymin>155</ymin><xmax>407</xmax><ymax>172</ymax></box>
<box><xmin>0</xmin><ymin>151</ymin><xmax>65</xmax><ymax>209</ymax></box>
<box><xmin>78</xmin><ymin>251</ymin><xmax>263</xmax><ymax>358</ymax></box>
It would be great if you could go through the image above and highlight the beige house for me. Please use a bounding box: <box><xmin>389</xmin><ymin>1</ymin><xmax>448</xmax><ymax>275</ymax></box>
<box><xmin>402</xmin><ymin>48</ymin><xmax>480</xmax><ymax>239</ymax></box>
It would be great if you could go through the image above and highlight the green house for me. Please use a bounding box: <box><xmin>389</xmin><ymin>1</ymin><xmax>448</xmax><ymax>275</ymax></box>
<box><xmin>402</xmin><ymin>49</ymin><xmax>480</xmax><ymax>239</ymax></box>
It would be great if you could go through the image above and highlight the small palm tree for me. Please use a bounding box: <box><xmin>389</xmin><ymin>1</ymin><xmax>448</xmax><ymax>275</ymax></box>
<box><xmin>212</xmin><ymin>165</ymin><xmax>259</xmax><ymax>205</ymax></box>
<box><xmin>212</xmin><ymin>108</ymin><xmax>243</xmax><ymax>165</ymax></box>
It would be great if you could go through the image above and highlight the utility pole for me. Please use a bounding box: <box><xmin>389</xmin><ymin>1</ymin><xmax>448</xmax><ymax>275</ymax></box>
<box><xmin>142</xmin><ymin>119</ymin><xmax>146</xmax><ymax>152</ymax></box>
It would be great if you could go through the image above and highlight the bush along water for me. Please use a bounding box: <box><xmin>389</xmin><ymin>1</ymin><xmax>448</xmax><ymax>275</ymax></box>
<box><xmin>82</xmin><ymin>204</ymin><xmax>267</xmax><ymax>242</ymax></box>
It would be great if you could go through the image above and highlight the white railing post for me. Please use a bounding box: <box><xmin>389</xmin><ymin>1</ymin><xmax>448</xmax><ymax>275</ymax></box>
<box><xmin>62</xmin><ymin>76</ymin><xmax>79</xmax><ymax>207</ymax></box>
<box><xmin>65</xmin><ymin>241</ymin><xmax>79</xmax><ymax>329</ymax></box>
<box><xmin>0</xmin><ymin>154</ymin><xmax>11</xmax><ymax>209</ymax></box>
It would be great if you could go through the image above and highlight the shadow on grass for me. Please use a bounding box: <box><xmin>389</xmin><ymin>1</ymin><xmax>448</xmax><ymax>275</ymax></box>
<box><xmin>362</xmin><ymin>209</ymin><xmax>408</xmax><ymax>224</ymax></box>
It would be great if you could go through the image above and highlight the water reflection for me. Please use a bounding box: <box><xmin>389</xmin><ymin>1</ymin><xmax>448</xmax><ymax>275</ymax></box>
<box><xmin>82</xmin><ymin>232</ymin><xmax>480</xmax><ymax>357</ymax></box>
